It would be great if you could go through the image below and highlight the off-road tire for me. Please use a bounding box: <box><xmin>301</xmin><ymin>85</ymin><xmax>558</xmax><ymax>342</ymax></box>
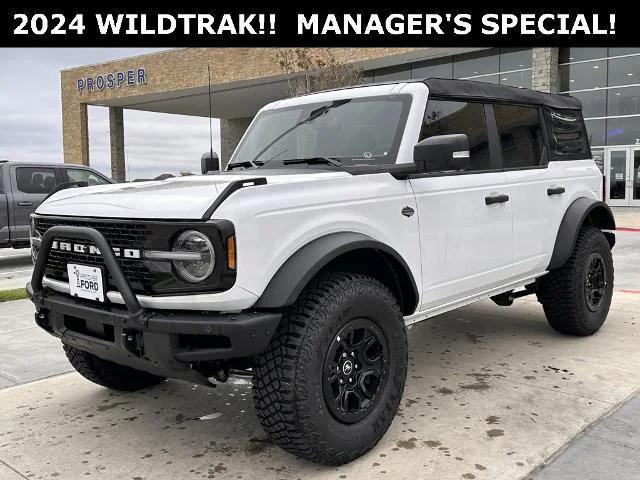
<box><xmin>538</xmin><ymin>226</ymin><xmax>613</xmax><ymax>336</ymax></box>
<box><xmin>252</xmin><ymin>272</ymin><xmax>408</xmax><ymax>465</ymax></box>
<box><xmin>63</xmin><ymin>344</ymin><xmax>165</xmax><ymax>391</ymax></box>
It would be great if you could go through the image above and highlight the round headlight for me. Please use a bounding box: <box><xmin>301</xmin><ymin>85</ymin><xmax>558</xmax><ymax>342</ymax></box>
<box><xmin>172</xmin><ymin>230</ymin><xmax>215</xmax><ymax>283</ymax></box>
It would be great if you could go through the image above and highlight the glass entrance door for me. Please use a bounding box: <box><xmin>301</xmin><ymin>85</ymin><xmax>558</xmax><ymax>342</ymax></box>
<box><xmin>632</xmin><ymin>148</ymin><xmax>640</xmax><ymax>207</ymax></box>
<box><xmin>607</xmin><ymin>149</ymin><xmax>630</xmax><ymax>206</ymax></box>
<box><xmin>606</xmin><ymin>147</ymin><xmax>640</xmax><ymax>206</ymax></box>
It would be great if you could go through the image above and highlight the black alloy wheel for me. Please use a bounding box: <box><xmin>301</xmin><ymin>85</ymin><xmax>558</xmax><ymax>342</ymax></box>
<box><xmin>322</xmin><ymin>318</ymin><xmax>388</xmax><ymax>423</ymax></box>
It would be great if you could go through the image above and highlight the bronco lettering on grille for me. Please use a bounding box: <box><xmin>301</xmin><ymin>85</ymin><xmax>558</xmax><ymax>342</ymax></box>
<box><xmin>50</xmin><ymin>241</ymin><xmax>141</xmax><ymax>259</ymax></box>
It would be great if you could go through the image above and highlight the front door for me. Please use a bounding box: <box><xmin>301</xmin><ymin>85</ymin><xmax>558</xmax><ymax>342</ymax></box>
<box><xmin>410</xmin><ymin>99</ymin><xmax>513</xmax><ymax>312</ymax></box>
<box><xmin>606</xmin><ymin>147</ymin><xmax>640</xmax><ymax>207</ymax></box>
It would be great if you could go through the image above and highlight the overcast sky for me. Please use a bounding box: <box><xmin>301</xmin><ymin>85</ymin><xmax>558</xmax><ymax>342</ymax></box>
<box><xmin>0</xmin><ymin>48</ymin><xmax>220</xmax><ymax>180</ymax></box>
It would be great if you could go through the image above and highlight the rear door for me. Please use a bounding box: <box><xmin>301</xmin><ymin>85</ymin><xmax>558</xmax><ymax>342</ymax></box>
<box><xmin>410</xmin><ymin>99</ymin><xmax>513</xmax><ymax>312</ymax></box>
<box><xmin>9</xmin><ymin>165</ymin><xmax>62</xmax><ymax>242</ymax></box>
<box><xmin>498</xmin><ymin>104</ymin><xmax>573</xmax><ymax>278</ymax></box>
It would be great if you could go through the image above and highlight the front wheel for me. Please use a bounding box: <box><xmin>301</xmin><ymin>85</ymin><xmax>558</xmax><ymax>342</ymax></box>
<box><xmin>538</xmin><ymin>226</ymin><xmax>614</xmax><ymax>336</ymax></box>
<box><xmin>252</xmin><ymin>272</ymin><xmax>408</xmax><ymax>465</ymax></box>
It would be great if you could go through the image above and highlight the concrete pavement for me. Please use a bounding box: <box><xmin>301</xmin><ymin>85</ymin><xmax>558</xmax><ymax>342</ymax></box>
<box><xmin>0</xmin><ymin>299</ymin><xmax>72</xmax><ymax>388</ymax></box>
<box><xmin>0</xmin><ymin>248</ymin><xmax>31</xmax><ymax>291</ymax></box>
<box><xmin>1</xmin><ymin>290</ymin><xmax>639</xmax><ymax>480</ymax></box>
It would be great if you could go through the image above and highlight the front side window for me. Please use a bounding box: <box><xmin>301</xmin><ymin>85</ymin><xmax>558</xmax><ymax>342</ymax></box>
<box><xmin>67</xmin><ymin>169</ymin><xmax>110</xmax><ymax>186</ymax></box>
<box><xmin>16</xmin><ymin>167</ymin><xmax>57</xmax><ymax>194</ymax></box>
<box><xmin>494</xmin><ymin>105</ymin><xmax>544</xmax><ymax>169</ymax></box>
<box><xmin>419</xmin><ymin>100</ymin><xmax>491</xmax><ymax>171</ymax></box>
<box><xmin>230</xmin><ymin>95</ymin><xmax>411</xmax><ymax>168</ymax></box>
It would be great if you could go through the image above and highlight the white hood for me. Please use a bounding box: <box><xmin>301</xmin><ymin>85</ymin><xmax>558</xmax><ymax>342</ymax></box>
<box><xmin>36</xmin><ymin>172</ymin><xmax>350</xmax><ymax>219</ymax></box>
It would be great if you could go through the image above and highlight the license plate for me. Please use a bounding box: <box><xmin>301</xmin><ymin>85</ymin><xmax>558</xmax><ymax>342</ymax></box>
<box><xmin>67</xmin><ymin>263</ymin><xmax>105</xmax><ymax>302</ymax></box>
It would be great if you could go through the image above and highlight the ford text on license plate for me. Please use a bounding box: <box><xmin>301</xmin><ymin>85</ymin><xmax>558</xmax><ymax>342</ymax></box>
<box><xmin>67</xmin><ymin>264</ymin><xmax>105</xmax><ymax>302</ymax></box>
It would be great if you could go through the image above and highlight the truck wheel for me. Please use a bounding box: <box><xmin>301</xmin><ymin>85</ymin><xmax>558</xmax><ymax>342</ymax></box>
<box><xmin>538</xmin><ymin>226</ymin><xmax>613</xmax><ymax>336</ymax></box>
<box><xmin>253</xmin><ymin>272</ymin><xmax>408</xmax><ymax>465</ymax></box>
<box><xmin>63</xmin><ymin>344</ymin><xmax>165</xmax><ymax>391</ymax></box>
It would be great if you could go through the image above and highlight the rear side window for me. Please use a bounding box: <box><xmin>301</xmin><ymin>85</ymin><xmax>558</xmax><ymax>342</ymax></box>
<box><xmin>494</xmin><ymin>105</ymin><xmax>544</xmax><ymax>169</ymax></box>
<box><xmin>420</xmin><ymin>100</ymin><xmax>491</xmax><ymax>171</ymax></box>
<box><xmin>16</xmin><ymin>167</ymin><xmax>57</xmax><ymax>194</ymax></box>
<box><xmin>546</xmin><ymin>108</ymin><xmax>591</xmax><ymax>161</ymax></box>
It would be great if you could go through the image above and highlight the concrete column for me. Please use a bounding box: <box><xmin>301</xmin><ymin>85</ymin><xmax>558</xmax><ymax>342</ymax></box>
<box><xmin>62</xmin><ymin>102</ymin><xmax>89</xmax><ymax>165</ymax></box>
<box><xmin>220</xmin><ymin>117</ymin><xmax>253</xmax><ymax>168</ymax></box>
<box><xmin>109</xmin><ymin>107</ymin><xmax>126</xmax><ymax>182</ymax></box>
<box><xmin>531</xmin><ymin>47</ymin><xmax>560</xmax><ymax>93</ymax></box>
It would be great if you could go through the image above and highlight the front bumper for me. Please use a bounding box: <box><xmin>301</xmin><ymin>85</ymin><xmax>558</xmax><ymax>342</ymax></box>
<box><xmin>28</xmin><ymin>225</ymin><xmax>280</xmax><ymax>383</ymax></box>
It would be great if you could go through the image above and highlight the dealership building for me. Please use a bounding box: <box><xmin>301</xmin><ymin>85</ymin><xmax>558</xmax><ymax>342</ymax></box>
<box><xmin>61</xmin><ymin>47</ymin><xmax>640</xmax><ymax>206</ymax></box>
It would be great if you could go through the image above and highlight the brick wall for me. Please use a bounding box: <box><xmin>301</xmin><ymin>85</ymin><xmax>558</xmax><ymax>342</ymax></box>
<box><xmin>531</xmin><ymin>47</ymin><xmax>560</xmax><ymax>93</ymax></box>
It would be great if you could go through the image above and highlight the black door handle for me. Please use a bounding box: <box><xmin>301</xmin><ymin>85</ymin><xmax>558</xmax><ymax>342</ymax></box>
<box><xmin>485</xmin><ymin>194</ymin><xmax>510</xmax><ymax>205</ymax></box>
<box><xmin>18</xmin><ymin>201</ymin><xmax>33</xmax><ymax>207</ymax></box>
<box><xmin>547</xmin><ymin>186</ymin><xmax>566</xmax><ymax>196</ymax></box>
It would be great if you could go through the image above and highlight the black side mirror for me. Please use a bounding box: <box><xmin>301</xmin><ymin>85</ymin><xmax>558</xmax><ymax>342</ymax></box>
<box><xmin>414</xmin><ymin>134</ymin><xmax>470</xmax><ymax>173</ymax></box>
<box><xmin>201</xmin><ymin>151</ymin><xmax>220</xmax><ymax>174</ymax></box>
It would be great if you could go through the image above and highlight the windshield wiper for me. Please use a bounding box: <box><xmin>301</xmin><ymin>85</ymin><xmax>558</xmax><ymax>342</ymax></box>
<box><xmin>227</xmin><ymin>160</ymin><xmax>264</xmax><ymax>170</ymax></box>
<box><xmin>282</xmin><ymin>157</ymin><xmax>343</xmax><ymax>167</ymax></box>
<box><xmin>250</xmin><ymin>99</ymin><xmax>351</xmax><ymax>166</ymax></box>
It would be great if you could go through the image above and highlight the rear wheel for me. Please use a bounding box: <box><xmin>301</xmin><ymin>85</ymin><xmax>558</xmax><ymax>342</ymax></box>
<box><xmin>64</xmin><ymin>344</ymin><xmax>165</xmax><ymax>391</ymax></box>
<box><xmin>252</xmin><ymin>272</ymin><xmax>408</xmax><ymax>465</ymax></box>
<box><xmin>538</xmin><ymin>227</ymin><xmax>614</xmax><ymax>336</ymax></box>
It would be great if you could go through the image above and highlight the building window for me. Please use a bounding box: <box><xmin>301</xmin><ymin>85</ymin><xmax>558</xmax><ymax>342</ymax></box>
<box><xmin>559</xmin><ymin>60</ymin><xmax>607</xmax><ymax>92</ymax></box>
<box><xmin>559</xmin><ymin>48</ymin><xmax>607</xmax><ymax>64</ymax></box>
<box><xmin>572</xmin><ymin>90</ymin><xmax>607</xmax><ymax>119</ymax></box>
<box><xmin>499</xmin><ymin>48</ymin><xmax>533</xmax><ymax>71</ymax></box>
<box><xmin>607</xmin><ymin>86</ymin><xmax>640</xmax><ymax>117</ymax></box>
<box><xmin>500</xmin><ymin>71</ymin><xmax>532</xmax><ymax>89</ymax></box>
<box><xmin>373</xmin><ymin>64</ymin><xmax>411</xmax><ymax>82</ymax></box>
<box><xmin>420</xmin><ymin>100</ymin><xmax>491</xmax><ymax>171</ymax></box>
<box><xmin>607</xmin><ymin>55</ymin><xmax>640</xmax><ymax>87</ymax></box>
<box><xmin>494</xmin><ymin>105</ymin><xmax>544</xmax><ymax>168</ymax></box>
<box><xmin>585</xmin><ymin>119</ymin><xmax>607</xmax><ymax>148</ymax></box>
<box><xmin>365</xmin><ymin>48</ymin><xmax>532</xmax><ymax>88</ymax></box>
<box><xmin>605</xmin><ymin>117</ymin><xmax>640</xmax><ymax>146</ymax></box>
<box><xmin>411</xmin><ymin>58</ymin><xmax>453</xmax><ymax>79</ymax></box>
<box><xmin>560</xmin><ymin>47</ymin><xmax>640</xmax><ymax>147</ymax></box>
<box><xmin>454</xmin><ymin>50</ymin><xmax>500</xmax><ymax>79</ymax></box>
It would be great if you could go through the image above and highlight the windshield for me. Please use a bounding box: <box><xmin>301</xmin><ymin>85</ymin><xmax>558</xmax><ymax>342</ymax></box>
<box><xmin>229</xmin><ymin>94</ymin><xmax>412</xmax><ymax>168</ymax></box>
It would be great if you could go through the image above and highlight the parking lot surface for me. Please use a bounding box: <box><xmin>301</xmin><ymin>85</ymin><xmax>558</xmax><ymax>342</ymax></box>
<box><xmin>1</xmin><ymin>288</ymin><xmax>639</xmax><ymax>480</ymax></box>
<box><xmin>0</xmin><ymin>248</ymin><xmax>31</xmax><ymax>291</ymax></box>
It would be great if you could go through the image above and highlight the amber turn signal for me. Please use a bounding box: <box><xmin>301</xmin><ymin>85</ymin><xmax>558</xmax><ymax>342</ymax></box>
<box><xmin>227</xmin><ymin>235</ymin><xmax>236</xmax><ymax>270</ymax></box>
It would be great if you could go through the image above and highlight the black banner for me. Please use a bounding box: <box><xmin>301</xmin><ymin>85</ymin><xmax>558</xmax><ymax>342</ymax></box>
<box><xmin>1</xmin><ymin>6</ymin><xmax>635</xmax><ymax>47</ymax></box>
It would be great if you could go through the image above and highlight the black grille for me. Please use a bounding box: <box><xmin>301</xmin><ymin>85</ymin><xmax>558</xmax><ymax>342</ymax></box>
<box><xmin>34</xmin><ymin>217</ymin><xmax>153</xmax><ymax>294</ymax></box>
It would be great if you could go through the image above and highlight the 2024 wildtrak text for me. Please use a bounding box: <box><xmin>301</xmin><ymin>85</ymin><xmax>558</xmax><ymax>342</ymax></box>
<box><xmin>28</xmin><ymin>78</ymin><xmax>615</xmax><ymax>464</ymax></box>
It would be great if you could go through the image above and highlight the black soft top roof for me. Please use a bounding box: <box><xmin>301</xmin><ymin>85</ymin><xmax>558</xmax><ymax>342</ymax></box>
<box><xmin>422</xmin><ymin>78</ymin><xmax>581</xmax><ymax>110</ymax></box>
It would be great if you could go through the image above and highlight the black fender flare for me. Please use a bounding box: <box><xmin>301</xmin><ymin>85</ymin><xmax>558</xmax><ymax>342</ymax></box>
<box><xmin>548</xmin><ymin>197</ymin><xmax>616</xmax><ymax>270</ymax></box>
<box><xmin>253</xmin><ymin>232</ymin><xmax>419</xmax><ymax>314</ymax></box>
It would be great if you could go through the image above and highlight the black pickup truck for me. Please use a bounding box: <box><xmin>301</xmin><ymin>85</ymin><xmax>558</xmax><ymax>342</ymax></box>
<box><xmin>0</xmin><ymin>161</ymin><xmax>112</xmax><ymax>249</ymax></box>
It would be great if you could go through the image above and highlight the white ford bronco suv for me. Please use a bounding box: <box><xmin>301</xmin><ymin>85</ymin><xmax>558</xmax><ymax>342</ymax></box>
<box><xmin>28</xmin><ymin>78</ymin><xmax>615</xmax><ymax>465</ymax></box>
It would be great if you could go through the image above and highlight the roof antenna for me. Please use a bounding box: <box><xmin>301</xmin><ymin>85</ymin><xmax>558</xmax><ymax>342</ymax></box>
<box><xmin>207</xmin><ymin>65</ymin><xmax>215</xmax><ymax>169</ymax></box>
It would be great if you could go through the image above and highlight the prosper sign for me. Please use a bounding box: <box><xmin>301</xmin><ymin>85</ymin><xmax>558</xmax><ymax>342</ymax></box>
<box><xmin>76</xmin><ymin>67</ymin><xmax>146</xmax><ymax>94</ymax></box>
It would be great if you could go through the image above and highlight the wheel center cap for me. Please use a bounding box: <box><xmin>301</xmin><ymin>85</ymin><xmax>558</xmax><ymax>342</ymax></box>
<box><xmin>342</xmin><ymin>360</ymin><xmax>353</xmax><ymax>375</ymax></box>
